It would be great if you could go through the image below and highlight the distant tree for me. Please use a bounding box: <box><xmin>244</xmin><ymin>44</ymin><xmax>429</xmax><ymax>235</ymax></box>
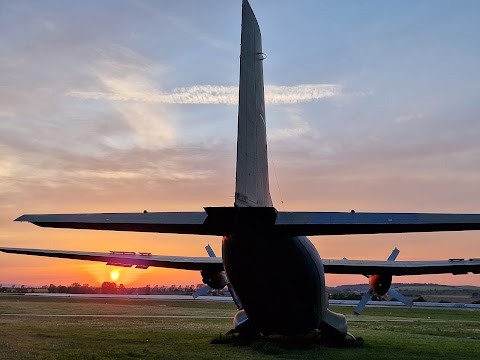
<box><xmin>48</xmin><ymin>284</ymin><xmax>57</xmax><ymax>293</ymax></box>
<box><xmin>101</xmin><ymin>282</ymin><xmax>117</xmax><ymax>294</ymax></box>
<box><xmin>70</xmin><ymin>283</ymin><xmax>82</xmax><ymax>294</ymax></box>
<box><xmin>330</xmin><ymin>293</ymin><xmax>362</xmax><ymax>301</ymax></box>
<box><xmin>80</xmin><ymin>284</ymin><xmax>93</xmax><ymax>294</ymax></box>
<box><xmin>118</xmin><ymin>284</ymin><xmax>126</xmax><ymax>294</ymax></box>
<box><xmin>57</xmin><ymin>285</ymin><xmax>68</xmax><ymax>293</ymax></box>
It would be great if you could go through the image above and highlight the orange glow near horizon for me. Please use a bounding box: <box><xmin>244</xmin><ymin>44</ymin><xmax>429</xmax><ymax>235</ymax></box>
<box><xmin>1</xmin><ymin>148</ymin><xmax>480</xmax><ymax>289</ymax></box>
<box><xmin>1</xmin><ymin>211</ymin><xmax>480</xmax><ymax>288</ymax></box>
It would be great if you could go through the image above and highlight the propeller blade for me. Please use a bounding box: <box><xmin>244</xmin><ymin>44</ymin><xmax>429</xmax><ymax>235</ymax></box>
<box><xmin>227</xmin><ymin>282</ymin><xmax>243</xmax><ymax>310</ymax></box>
<box><xmin>205</xmin><ymin>244</ymin><xmax>216</xmax><ymax>257</ymax></box>
<box><xmin>387</xmin><ymin>288</ymin><xmax>413</xmax><ymax>307</ymax></box>
<box><xmin>193</xmin><ymin>285</ymin><xmax>211</xmax><ymax>299</ymax></box>
<box><xmin>354</xmin><ymin>289</ymin><xmax>373</xmax><ymax>315</ymax></box>
<box><xmin>387</xmin><ymin>247</ymin><xmax>400</xmax><ymax>262</ymax></box>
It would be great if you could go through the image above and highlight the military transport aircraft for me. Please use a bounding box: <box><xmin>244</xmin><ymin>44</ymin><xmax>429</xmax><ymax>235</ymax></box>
<box><xmin>2</xmin><ymin>0</ymin><xmax>480</xmax><ymax>339</ymax></box>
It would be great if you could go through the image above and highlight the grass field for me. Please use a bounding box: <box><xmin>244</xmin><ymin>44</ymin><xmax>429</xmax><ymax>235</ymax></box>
<box><xmin>1</xmin><ymin>295</ymin><xmax>479</xmax><ymax>359</ymax></box>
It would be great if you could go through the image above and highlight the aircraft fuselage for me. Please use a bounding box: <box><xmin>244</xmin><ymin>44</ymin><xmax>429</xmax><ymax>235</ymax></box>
<box><xmin>223</xmin><ymin>234</ymin><xmax>327</xmax><ymax>335</ymax></box>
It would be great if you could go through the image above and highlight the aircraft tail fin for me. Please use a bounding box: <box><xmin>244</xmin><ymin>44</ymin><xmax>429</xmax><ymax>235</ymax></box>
<box><xmin>234</xmin><ymin>0</ymin><xmax>273</xmax><ymax>208</ymax></box>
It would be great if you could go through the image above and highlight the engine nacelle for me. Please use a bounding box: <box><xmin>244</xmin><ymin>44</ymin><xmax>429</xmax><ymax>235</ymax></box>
<box><xmin>368</xmin><ymin>274</ymin><xmax>392</xmax><ymax>296</ymax></box>
<box><xmin>200</xmin><ymin>270</ymin><xmax>228</xmax><ymax>289</ymax></box>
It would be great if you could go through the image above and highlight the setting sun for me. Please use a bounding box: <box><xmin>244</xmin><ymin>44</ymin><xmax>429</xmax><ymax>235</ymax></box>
<box><xmin>110</xmin><ymin>270</ymin><xmax>120</xmax><ymax>282</ymax></box>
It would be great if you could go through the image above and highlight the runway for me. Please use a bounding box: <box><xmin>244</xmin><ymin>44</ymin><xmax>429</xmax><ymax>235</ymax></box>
<box><xmin>23</xmin><ymin>293</ymin><xmax>480</xmax><ymax>309</ymax></box>
<box><xmin>24</xmin><ymin>293</ymin><xmax>233</xmax><ymax>301</ymax></box>
<box><xmin>329</xmin><ymin>299</ymin><xmax>480</xmax><ymax>309</ymax></box>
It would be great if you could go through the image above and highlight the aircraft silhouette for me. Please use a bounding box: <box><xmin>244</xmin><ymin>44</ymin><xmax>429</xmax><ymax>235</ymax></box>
<box><xmin>2</xmin><ymin>0</ymin><xmax>480</xmax><ymax>339</ymax></box>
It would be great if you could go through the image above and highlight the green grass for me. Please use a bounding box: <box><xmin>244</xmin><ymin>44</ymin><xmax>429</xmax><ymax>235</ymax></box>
<box><xmin>0</xmin><ymin>295</ymin><xmax>236</xmax><ymax>316</ymax></box>
<box><xmin>1</xmin><ymin>295</ymin><xmax>479</xmax><ymax>359</ymax></box>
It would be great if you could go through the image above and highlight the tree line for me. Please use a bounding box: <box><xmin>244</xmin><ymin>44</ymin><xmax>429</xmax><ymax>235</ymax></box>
<box><xmin>0</xmin><ymin>283</ymin><xmax>220</xmax><ymax>295</ymax></box>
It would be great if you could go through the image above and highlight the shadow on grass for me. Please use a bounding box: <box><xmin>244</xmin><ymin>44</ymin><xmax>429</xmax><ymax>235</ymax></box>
<box><xmin>211</xmin><ymin>332</ymin><xmax>363</xmax><ymax>355</ymax></box>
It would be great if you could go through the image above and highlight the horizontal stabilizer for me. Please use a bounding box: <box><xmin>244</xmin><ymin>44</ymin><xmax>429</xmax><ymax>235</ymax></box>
<box><xmin>274</xmin><ymin>211</ymin><xmax>480</xmax><ymax>236</ymax></box>
<box><xmin>15</xmin><ymin>209</ymin><xmax>480</xmax><ymax>236</ymax></box>
<box><xmin>15</xmin><ymin>212</ymin><xmax>211</xmax><ymax>234</ymax></box>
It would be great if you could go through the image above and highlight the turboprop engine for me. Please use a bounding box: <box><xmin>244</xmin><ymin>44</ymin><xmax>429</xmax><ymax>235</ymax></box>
<box><xmin>192</xmin><ymin>244</ymin><xmax>247</xmax><ymax>335</ymax></box>
<box><xmin>193</xmin><ymin>245</ymin><xmax>228</xmax><ymax>298</ymax></box>
<box><xmin>200</xmin><ymin>269</ymin><xmax>228</xmax><ymax>290</ymax></box>
<box><xmin>192</xmin><ymin>245</ymin><xmax>243</xmax><ymax>311</ymax></box>
<box><xmin>354</xmin><ymin>248</ymin><xmax>413</xmax><ymax>315</ymax></box>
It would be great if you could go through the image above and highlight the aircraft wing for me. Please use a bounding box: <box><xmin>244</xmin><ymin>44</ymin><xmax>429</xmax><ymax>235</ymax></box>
<box><xmin>322</xmin><ymin>258</ymin><xmax>480</xmax><ymax>276</ymax></box>
<box><xmin>15</xmin><ymin>209</ymin><xmax>480</xmax><ymax>236</ymax></box>
<box><xmin>2</xmin><ymin>246</ymin><xmax>480</xmax><ymax>276</ymax></box>
<box><xmin>0</xmin><ymin>247</ymin><xmax>224</xmax><ymax>272</ymax></box>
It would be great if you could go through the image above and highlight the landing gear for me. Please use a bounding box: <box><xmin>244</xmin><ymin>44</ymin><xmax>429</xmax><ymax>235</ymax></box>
<box><xmin>226</xmin><ymin>310</ymin><xmax>260</xmax><ymax>339</ymax></box>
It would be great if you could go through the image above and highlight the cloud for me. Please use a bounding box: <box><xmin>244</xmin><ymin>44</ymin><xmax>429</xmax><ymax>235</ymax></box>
<box><xmin>267</xmin><ymin>85</ymin><xmax>341</xmax><ymax>104</ymax></box>
<box><xmin>161</xmin><ymin>13</ymin><xmax>237</xmax><ymax>53</ymax></box>
<box><xmin>79</xmin><ymin>45</ymin><xmax>177</xmax><ymax>150</ymax></box>
<box><xmin>0</xmin><ymin>156</ymin><xmax>18</xmax><ymax>194</ymax></box>
<box><xmin>270</xmin><ymin>108</ymin><xmax>311</xmax><ymax>141</ymax></box>
<box><xmin>131</xmin><ymin>1</ymin><xmax>238</xmax><ymax>54</ymax></box>
<box><xmin>395</xmin><ymin>113</ymin><xmax>424</xmax><ymax>124</ymax></box>
<box><xmin>68</xmin><ymin>84</ymin><xmax>343</xmax><ymax>105</ymax></box>
<box><xmin>0</xmin><ymin>110</ymin><xmax>16</xmax><ymax>119</ymax></box>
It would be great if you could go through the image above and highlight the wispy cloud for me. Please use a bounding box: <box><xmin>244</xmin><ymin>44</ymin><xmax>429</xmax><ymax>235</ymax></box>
<box><xmin>395</xmin><ymin>113</ymin><xmax>424</xmax><ymax>124</ymax></box>
<box><xmin>68</xmin><ymin>84</ymin><xmax>342</xmax><ymax>105</ymax></box>
<box><xmin>85</xmin><ymin>46</ymin><xmax>177</xmax><ymax>150</ymax></box>
<box><xmin>75</xmin><ymin>168</ymin><xmax>213</xmax><ymax>181</ymax></box>
<box><xmin>267</xmin><ymin>85</ymin><xmax>341</xmax><ymax>104</ymax></box>
<box><xmin>132</xmin><ymin>1</ymin><xmax>238</xmax><ymax>53</ymax></box>
<box><xmin>270</xmin><ymin>107</ymin><xmax>311</xmax><ymax>141</ymax></box>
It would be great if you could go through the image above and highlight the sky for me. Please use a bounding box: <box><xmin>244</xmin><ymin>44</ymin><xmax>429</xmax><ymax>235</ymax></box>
<box><xmin>1</xmin><ymin>0</ymin><xmax>480</xmax><ymax>288</ymax></box>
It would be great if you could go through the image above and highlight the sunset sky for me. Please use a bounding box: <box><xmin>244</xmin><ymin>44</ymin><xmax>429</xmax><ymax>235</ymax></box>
<box><xmin>1</xmin><ymin>0</ymin><xmax>480</xmax><ymax>288</ymax></box>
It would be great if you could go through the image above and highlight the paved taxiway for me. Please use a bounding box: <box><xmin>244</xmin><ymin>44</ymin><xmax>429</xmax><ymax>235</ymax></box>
<box><xmin>0</xmin><ymin>293</ymin><xmax>477</xmax><ymax>321</ymax></box>
<box><xmin>23</xmin><ymin>293</ymin><xmax>480</xmax><ymax>309</ymax></box>
<box><xmin>24</xmin><ymin>293</ymin><xmax>232</xmax><ymax>301</ymax></box>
